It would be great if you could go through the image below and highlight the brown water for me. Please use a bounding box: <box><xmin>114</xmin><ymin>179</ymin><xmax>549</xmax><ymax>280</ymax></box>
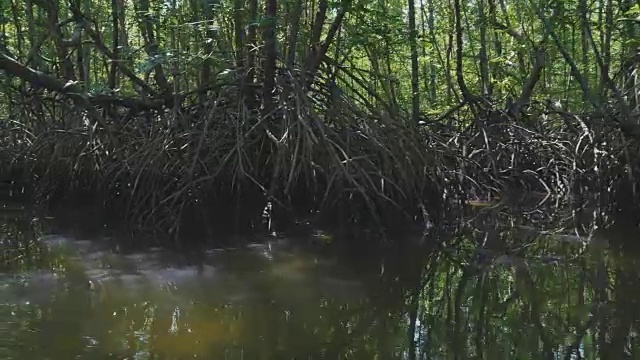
<box><xmin>1</xmin><ymin>198</ymin><xmax>640</xmax><ymax>359</ymax></box>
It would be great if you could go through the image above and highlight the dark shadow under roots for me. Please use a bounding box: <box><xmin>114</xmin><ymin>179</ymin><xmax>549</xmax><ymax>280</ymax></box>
<box><xmin>2</xmin><ymin>71</ymin><xmax>640</xmax><ymax>246</ymax></box>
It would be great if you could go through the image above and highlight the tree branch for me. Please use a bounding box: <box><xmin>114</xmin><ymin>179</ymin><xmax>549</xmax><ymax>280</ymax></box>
<box><xmin>0</xmin><ymin>51</ymin><xmax>164</xmax><ymax>111</ymax></box>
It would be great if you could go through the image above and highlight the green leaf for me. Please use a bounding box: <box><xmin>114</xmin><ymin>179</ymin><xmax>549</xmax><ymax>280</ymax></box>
<box><xmin>624</xmin><ymin>3</ymin><xmax>640</xmax><ymax>15</ymax></box>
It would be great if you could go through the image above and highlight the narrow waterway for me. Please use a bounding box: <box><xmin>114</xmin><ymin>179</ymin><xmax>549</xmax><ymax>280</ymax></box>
<box><xmin>1</xmin><ymin>198</ymin><xmax>639</xmax><ymax>359</ymax></box>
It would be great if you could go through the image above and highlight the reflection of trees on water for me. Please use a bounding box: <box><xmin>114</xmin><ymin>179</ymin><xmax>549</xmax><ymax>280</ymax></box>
<box><xmin>3</xmin><ymin>202</ymin><xmax>640</xmax><ymax>359</ymax></box>
<box><xmin>411</xmin><ymin>207</ymin><xmax>640</xmax><ymax>359</ymax></box>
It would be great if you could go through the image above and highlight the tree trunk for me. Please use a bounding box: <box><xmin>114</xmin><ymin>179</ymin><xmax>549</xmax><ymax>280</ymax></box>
<box><xmin>246</xmin><ymin>0</ymin><xmax>258</xmax><ymax>84</ymax></box>
<box><xmin>453</xmin><ymin>0</ymin><xmax>473</xmax><ymax>101</ymax></box>
<box><xmin>600</xmin><ymin>0</ymin><xmax>613</xmax><ymax>97</ymax></box>
<box><xmin>233</xmin><ymin>0</ymin><xmax>245</xmax><ymax>69</ymax></box>
<box><xmin>286</xmin><ymin>0</ymin><xmax>303</xmax><ymax>67</ymax></box>
<box><xmin>43</xmin><ymin>1</ymin><xmax>75</xmax><ymax>80</ymax></box>
<box><xmin>136</xmin><ymin>0</ymin><xmax>171</xmax><ymax>94</ymax></box>
<box><xmin>108</xmin><ymin>0</ymin><xmax>119</xmax><ymax>89</ymax></box>
<box><xmin>24</xmin><ymin>0</ymin><xmax>39</xmax><ymax>68</ymax></box>
<box><xmin>579</xmin><ymin>0</ymin><xmax>589</xmax><ymax>88</ymax></box>
<box><xmin>262</xmin><ymin>0</ymin><xmax>278</xmax><ymax>118</ymax></box>
<box><xmin>408</xmin><ymin>0</ymin><xmax>421</xmax><ymax>124</ymax></box>
<box><xmin>477</xmin><ymin>0</ymin><xmax>490</xmax><ymax>97</ymax></box>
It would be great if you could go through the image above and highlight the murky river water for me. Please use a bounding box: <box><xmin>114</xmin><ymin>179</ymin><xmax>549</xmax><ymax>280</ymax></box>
<box><xmin>1</xmin><ymin>198</ymin><xmax>640</xmax><ymax>359</ymax></box>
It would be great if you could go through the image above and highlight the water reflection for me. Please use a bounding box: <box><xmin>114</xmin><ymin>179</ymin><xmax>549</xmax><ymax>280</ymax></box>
<box><xmin>0</xmin><ymin>206</ymin><xmax>414</xmax><ymax>359</ymax></box>
<box><xmin>1</xmin><ymin>200</ymin><xmax>640</xmax><ymax>358</ymax></box>
<box><xmin>409</xmin><ymin>209</ymin><xmax>640</xmax><ymax>360</ymax></box>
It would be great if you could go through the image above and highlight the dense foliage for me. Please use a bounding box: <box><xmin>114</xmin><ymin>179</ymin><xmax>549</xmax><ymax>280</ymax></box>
<box><xmin>0</xmin><ymin>0</ymin><xmax>639</xmax><ymax>235</ymax></box>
